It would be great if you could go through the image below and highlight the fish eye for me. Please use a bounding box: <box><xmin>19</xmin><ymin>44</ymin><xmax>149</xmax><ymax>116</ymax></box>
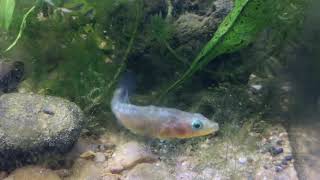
<box><xmin>192</xmin><ymin>119</ymin><xmax>203</xmax><ymax>130</ymax></box>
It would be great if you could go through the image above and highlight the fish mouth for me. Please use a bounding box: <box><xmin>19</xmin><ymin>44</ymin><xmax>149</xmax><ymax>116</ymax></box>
<box><xmin>209</xmin><ymin>122</ymin><xmax>219</xmax><ymax>133</ymax></box>
<box><xmin>177</xmin><ymin>124</ymin><xmax>219</xmax><ymax>139</ymax></box>
<box><xmin>196</xmin><ymin>122</ymin><xmax>219</xmax><ymax>137</ymax></box>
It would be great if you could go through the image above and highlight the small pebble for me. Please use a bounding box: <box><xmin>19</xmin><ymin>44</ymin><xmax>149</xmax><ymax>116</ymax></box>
<box><xmin>246</xmin><ymin>157</ymin><xmax>254</xmax><ymax>164</ymax></box>
<box><xmin>80</xmin><ymin>150</ymin><xmax>96</xmax><ymax>159</ymax></box>
<box><xmin>269</xmin><ymin>147</ymin><xmax>283</xmax><ymax>156</ymax></box>
<box><xmin>279</xmin><ymin>132</ymin><xmax>287</xmax><ymax>138</ymax></box>
<box><xmin>202</xmin><ymin>168</ymin><xmax>216</xmax><ymax>178</ymax></box>
<box><xmin>200</xmin><ymin>143</ymin><xmax>209</xmax><ymax>149</ymax></box>
<box><xmin>247</xmin><ymin>174</ymin><xmax>254</xmax><ymax>180</ymax></box>
<box><xmin>108</xmin><ymin>141</ymin><xmax>158</xmax><ymax>173</ymax></box>
<box><xmin>275</xmin><ymin>162</ymin><xmax>282</xmax><ymax>166</ymax></box>
<box><xmin>238</xmin><ymin>157</ymin><xmax>247</xmax><ymax>165</ymax></box>
<box><xmin>276</xmin><ymin>139</ymin><xmax>283</xmax><ymax>145</ymax></box>
<box><xmin>94</xmin><ymin>152</ymin><xmax>106</xmax><ymax>162</ymax></box>
<box><xmin>275</xmin><ymin>166</ymin><xmax>283</xmax><ymax>172</ymax></box>
<box><xmin>284</xmin><ymin>155</ymin><xmax>293</xmax><ymax>161</ymax></box>
<box><xmin>42</xmin><ymin>107</ymin><xmax>55</xmax><ymax>115</ymax></box>
<box><xmin>281</xmin><ymin>159</ymin><xmax>288</xmax><ymax>166</ymax></box>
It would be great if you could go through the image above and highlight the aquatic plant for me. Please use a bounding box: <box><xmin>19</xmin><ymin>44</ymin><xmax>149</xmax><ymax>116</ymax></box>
<box><xmin>1</xmin><ymin>0</ymin><xmax>309</xmax><ymax>136</ymax></box>
<box><xmin>161</xmin><ymin>0</ymin><xmax>307</xmax><ymax>96</ymax></box>
<box><xmin>148</xmin><ymin>14</ymin><xmax>187</xmax><ymax>65</ymax></box>
<box><xmin>0</xmin><ymin>0</ymin><xmax>15</xmax><ymax>30</ymax></box>
<box><xmin>84</xmin><ymin>0</ymin><xmax>143</xmax><ymax>113</ymax></box>
<box><xmin>9</xmin><ymin>0</ymin><xmax>144</xmax><ymax>124</ymax></box>
<box><xmin>0</xmin><ymin>0</ymin><xmax>43</xmax><ymax>53</ymax></box>
<box><xmin>2</xmin><ymin>0</ymin><xmax>98</xmax><ymax>53</ymax></box>
<box><xmin>4</xmin><ymin>5</ymin><xmax>35</xmax><ymax>52</ymax></box>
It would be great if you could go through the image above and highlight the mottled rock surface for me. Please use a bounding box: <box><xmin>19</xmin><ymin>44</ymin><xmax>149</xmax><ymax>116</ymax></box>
<box><xmin>125</xmin><ymin>163</ymin><xmax>174</xmax><ymax>180</ymax></box>
<box><xmin>172</xmin><ymin>0</ymin><xmax>234</xmax><ymax>52</ymax></box>
<box><xmin>4</xmin><ymin>166</ymin><xmax>61</xmax><ymax>180</ymax></box>
<box><xmin>65</xmin><ymin>160</ymin><xmax>102</xmax><ymax>180</ymax></box>
<box><xmin>107</xmin><ymin>141</ymin><xmax>158</xmax><ymax>173</ymax></box>
<box><xmin>0</xmin><ymin>93</ymin><xmax>84</xmax><ymax>170</ymax></box>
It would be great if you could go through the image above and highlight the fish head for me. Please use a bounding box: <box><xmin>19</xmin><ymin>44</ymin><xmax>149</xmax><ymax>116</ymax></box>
<box><xmin>184</xmin><ymin>113</ymin><xmax>219</xmax><ymax>138</ymax></box>
<box><xmin>158</xmin><ymin>113</ymin><xmax>219</xmax><ymax>139</ymax></box>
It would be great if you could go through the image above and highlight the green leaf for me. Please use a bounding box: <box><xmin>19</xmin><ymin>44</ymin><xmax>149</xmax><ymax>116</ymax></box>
<box><xmin>0</xmin><ymin>0</ymin><xmax>15</xmax><ymax>30</ymax></box>
<box><xmin>162</xmin><ymin>0</ymin><xmax>276</xmax><ymax>96</ymax></box>
<box><xmin>5</xmin><ymin>5</ymin><xmax>35</xmax><ymax>52</ymax></box>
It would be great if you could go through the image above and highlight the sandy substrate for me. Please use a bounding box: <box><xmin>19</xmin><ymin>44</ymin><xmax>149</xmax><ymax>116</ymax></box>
<box><xmin>1</xmin><ymin>123</ymin><xmax>299</xmax><ymax>180</ymax></box>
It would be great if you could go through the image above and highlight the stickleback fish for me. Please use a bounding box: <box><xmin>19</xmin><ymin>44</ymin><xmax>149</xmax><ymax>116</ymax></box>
<box><xmin>111</xmin><ymin>73</ymin><xmax>219</xmax><ymax>139</ymax></box>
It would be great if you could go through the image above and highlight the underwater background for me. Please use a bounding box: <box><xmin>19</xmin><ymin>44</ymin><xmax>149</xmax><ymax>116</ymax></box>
<box><xmin>0</xmin><ymin>0</ymin><xmax>319</xmax><ymax>179</ymax></box>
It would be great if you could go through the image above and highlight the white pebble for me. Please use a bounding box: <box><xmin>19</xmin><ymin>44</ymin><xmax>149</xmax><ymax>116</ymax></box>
<box><xmin>94</xmin><ymin>152</ymin><xmax>106</xmax><ymax>163</ymax></box>
<box><xmin>238</xmin><ymin>157</ymin><xmax>247</xmax><ymax>165</ymax></box>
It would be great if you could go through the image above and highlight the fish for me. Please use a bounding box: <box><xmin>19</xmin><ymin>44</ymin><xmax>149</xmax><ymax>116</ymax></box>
<box><xmin>111</xmin><ymin>72</ymin><xmax>219</xmax><ymax>139</ymax></box>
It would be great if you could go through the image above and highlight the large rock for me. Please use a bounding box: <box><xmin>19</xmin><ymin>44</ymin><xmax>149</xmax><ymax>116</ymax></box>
<box><xmin>0</xmin><ymin>93</ymin><xmax>84</xmax><ymax>170</ymax></box>
<box><xmin>171</xmin><ymin>0</ymin><xmax>234</xmax><ymax>59</ymax></box>
<box><xmin>173</xmin><ymin>0</ymin><xmax>234</xmax><ymax>44</ymax></box>
<box><xmin>65</xmin><ymin>160</ymin><xmax>102</xmax><ymax>180</ymax></box>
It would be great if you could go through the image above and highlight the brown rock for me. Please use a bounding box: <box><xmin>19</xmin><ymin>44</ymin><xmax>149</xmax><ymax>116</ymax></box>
<box><xmin>4</xmin><ymin>166</ymin><xmax>61</xmax><ymax>180</ymax></box>
<box><xmin>108</xmin><ymin>141</ymin><xmax>158</xmax><ymax>174</ymax></box>
<box><xmin>65</xmin><ymin>159</ymin><xmax>102</xmax><ymax>180</ymax></box>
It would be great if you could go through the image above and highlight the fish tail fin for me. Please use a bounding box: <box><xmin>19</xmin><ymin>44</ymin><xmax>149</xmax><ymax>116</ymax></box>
<box><xmin>118</xmin><ymin>71</ymin><xmax>136</xmax><ymax>98</ymax></box>
<box><xmin>111</xmin><ymin>71</ymin><xmax>136</xmax><ymax>105</ymax></box>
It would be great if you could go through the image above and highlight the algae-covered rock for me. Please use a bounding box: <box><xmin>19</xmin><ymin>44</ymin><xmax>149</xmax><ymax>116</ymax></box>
<box><xmin>173</xmin><ymin>0</ymin><xmax>234</xmax><ymax>44</ymax></box>
<box><xmin>0</xmin><ymin>93</ymin><xmax>84</xmax><ymax>170</ymax></box>
<box><xmin>174</xmin><ymin>13</ymin><xmax>216</xmax><ymax>44</ymax></box>
<box><xmin>173</xmin><ymin>0</ymin><xmax>233</xmax><ymax>17</ymax></box>
<box><xmin>169</xmin><ymin>0</ymin><xmax>234</xmax><ymax>61</ymax></box>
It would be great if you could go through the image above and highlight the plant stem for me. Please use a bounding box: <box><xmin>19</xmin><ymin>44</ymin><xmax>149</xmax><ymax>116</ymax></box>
<box><xmin>4</xmin><ymin>5</ymin><xmax>35</xmax><ymax>52</ymax></box>
<box><xmin>84</xmin><ymin>0</ymin><xmax>142</xmax><ymax>113</ymax></box>
<box><xmin>166</xmin><ymin>0</ymin><xmax>173</xmax><ymax>22</ymax></box>
<box><xmin>163</xmin><ymin>40</ymin><xmax>189</xmax><ymax>65</ymax></box>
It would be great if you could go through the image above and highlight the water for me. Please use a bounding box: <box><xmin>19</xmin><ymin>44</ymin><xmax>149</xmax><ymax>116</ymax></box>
<box><xmin>0</xmin><ymin>0</ymin><xmax>318</xmax><ymax>179</ymax></box>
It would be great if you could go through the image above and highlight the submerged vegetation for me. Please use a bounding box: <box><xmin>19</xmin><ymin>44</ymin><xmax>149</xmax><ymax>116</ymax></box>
<box><xmin>0</xmin><ymin>0</ymin><xmax>15</xmax><ymax>30</ymax></box>
<box><xmin>162</xmin><ymin>0</ymin><xmax>278</xmax><ymax>96</ymax></box>
<box><xmin>0</xmin><ymin>0</ymin><xmax>310</xmax><ymax>135</ymax></box>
